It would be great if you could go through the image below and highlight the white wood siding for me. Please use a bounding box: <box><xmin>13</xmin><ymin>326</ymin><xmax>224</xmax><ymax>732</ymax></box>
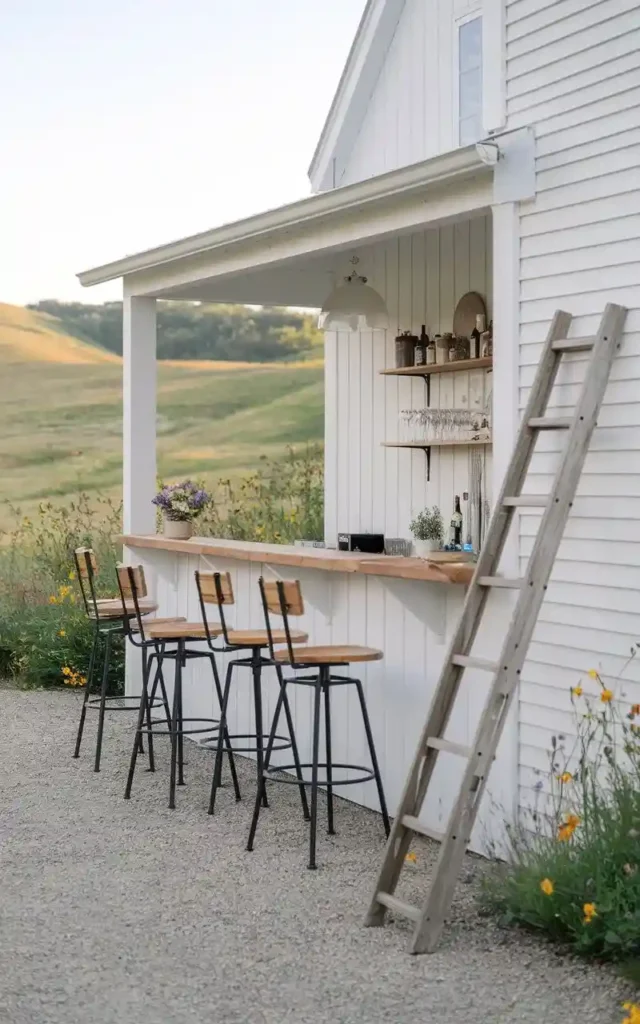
<box><xmin>506</xmin><ymin>0</ymin><xmax>640</xmax><ymax>822</ymax></box>
<box><xmin>339</xmin><ymin>0</ymin><xmax>482</xmax><ymax>186</ymax></box>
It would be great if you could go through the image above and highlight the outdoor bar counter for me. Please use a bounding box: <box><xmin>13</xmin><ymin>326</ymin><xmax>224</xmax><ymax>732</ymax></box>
<box><xmin>121</xmin><ymin>534</ymin><xmax>482</xmax><ymax>835</ymax></box>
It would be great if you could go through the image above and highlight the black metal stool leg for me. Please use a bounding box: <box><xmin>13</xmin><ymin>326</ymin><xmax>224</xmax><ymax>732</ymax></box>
<box><xmin>93</xmin><ymin>630</ymin><xmax>112</xmax><ymax>772</ymax></box>
<box><xmin>251</xmin><ymin>649</ymin><xmax>268</xmax><ymax>809</ymax></box>
<box><xmin>152</xmin><ymin>648</ymin><xmax>172</xmax><ymax>729</ymax></box>
<box><xmin>246</xmin><ymin>666</ymin><xmax>289</xmax><ymax>849</ymax></box>
<box><xmin>353</xmin><ymin>677</ymin><xmax>390</xmax><ymax>837</ymax></box>
<box><xmin>143</xmin><ymin>650</ymin><xmax>156</xmax><ymax>773</ymax></box>
<box><xmin>308</xmin><ymin>672</ymin><xmax>324</xmax><ymax>870</ymax></box>
<box><xmin>124</xmin><ymin>650</ymin><xmax>153</xmax><ymax>799</ymax></box>
<box><xmin>169</xmin><ymin>642</ymin><xmax>182</xmax><ymax>809</ymax></box>
<box><xmin>207</xmin><ymin>654</ymin><xmax>241</xmax><ymax>802</ymax></box>
<box><xmin>279</xmin><ymin>673</ymin><xmax>310</xmax><ymax>821</ymax></box>
<box><xmin>73</xmin><ymin>623</ymin><xmax>100</xmax><ymax>758</ymax></box>
<box><xmin>209</xmin><ymin>661</ymin><xmax>234</xmax><ymax>815</ymax></box>
<box><xmin>324</xmin><ymin>676</ymin><xmax>335</xmax><ymax>835</ymax></box>
<box><xmin>177</xmin><ymin>645</ymin><xmax>185</xmax><ymax>786</ymax></box>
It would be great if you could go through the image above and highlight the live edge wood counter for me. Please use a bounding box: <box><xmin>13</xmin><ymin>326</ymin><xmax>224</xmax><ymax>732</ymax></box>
<box><xmin>119</xmin><ymin>535</ymin><xmax>474</xmax><ymax>585</ymax></box>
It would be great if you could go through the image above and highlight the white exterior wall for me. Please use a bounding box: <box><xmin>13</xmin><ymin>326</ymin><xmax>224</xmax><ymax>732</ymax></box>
<box><xmin>505</xmin><ymin>0</ymin><xmax>640</xmax><ymax>821</ymax></box>
<box><xmin>338</xmin><ymin>0</ymin><xmax>483</xmax><ymax>186</ymax></box>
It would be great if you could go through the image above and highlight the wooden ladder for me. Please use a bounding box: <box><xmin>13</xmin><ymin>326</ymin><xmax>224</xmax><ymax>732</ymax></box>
<box><xmin>365</xmin><ymin>303</ymin><xmax>628</xmax><ymax>954</ymax></box>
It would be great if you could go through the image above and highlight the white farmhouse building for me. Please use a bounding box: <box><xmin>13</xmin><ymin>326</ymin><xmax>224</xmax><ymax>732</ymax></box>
<box><xmin>79</xmin><ymin>0</ymin><xmax>640</xmax><ymax>850</ymax></box>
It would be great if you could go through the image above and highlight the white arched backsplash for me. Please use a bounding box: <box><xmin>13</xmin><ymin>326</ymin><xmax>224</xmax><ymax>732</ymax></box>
<box><xmin>324</xmin><ymin>211</ymin><xmax>493</xmax><ymax>547</ymax></box>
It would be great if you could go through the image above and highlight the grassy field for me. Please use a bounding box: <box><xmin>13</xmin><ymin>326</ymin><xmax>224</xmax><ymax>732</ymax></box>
<box><xmin>0</xmin><ymin>303</ymin><xmax>324</xmax><ymax>530</ymax></box>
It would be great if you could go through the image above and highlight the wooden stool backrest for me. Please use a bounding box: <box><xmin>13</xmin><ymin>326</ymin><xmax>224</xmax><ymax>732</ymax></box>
<box><xmin>194</xmin><ymin>570</ymin><xmax>234</xmax><ymax>645</ymax></box>
<box><xmin>116</xmin><ymin>564</ymin><xmax>149</xmax><ymax>640</ymax></box>
<box><xmin>74</xmin><ymin>547</ymin><xmax>99</xmax><ymax>618</ymax></box>
<box><xmin>258</xmin><ymin>577</ymin><xmax>304</xmax><ymax>664</ymax></box>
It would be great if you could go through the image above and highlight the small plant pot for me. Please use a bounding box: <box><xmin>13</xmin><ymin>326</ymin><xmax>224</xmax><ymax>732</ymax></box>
<box><xmin>413</xmin><ymin>537</ymin><xmax>440</xmax><ymax>558</ymax></box>
<box><xmin>163</xmin><ymin>518</ymin><xmax>193</xmax><ymax>540</ymax></box>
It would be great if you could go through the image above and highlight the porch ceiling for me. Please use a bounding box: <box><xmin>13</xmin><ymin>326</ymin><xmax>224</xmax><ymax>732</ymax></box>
<box><xmin>77</xmin><ymin>145</ymin><xmax>493</xmax><ymax>307</ymax></box>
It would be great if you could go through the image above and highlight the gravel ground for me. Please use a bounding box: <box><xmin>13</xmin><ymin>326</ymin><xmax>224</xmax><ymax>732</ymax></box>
<box><xmin>0</xmin><ymin>689</ymin><xmax>631</xmax><ymax>1024</ymax></box>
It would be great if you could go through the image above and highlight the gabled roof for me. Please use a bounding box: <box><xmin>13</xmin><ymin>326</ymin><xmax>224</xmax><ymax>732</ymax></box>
<box><xmin>308</xmin><ymin>0</ymin><xmax>406</xmax><ymax>193</ymax></box>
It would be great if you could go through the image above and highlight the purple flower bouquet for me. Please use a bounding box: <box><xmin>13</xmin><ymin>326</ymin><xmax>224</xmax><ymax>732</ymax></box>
<box><xmin>152</xmin><ymin>481</ymin><xmax>210</xmax><ymax>523</ymax></box>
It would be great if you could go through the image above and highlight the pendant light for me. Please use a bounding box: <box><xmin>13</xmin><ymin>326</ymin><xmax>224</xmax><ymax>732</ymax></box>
<box><xmin>318</xmin><ymin>257</ymin><xmax>389</xmax><ymax>332</ymax></box>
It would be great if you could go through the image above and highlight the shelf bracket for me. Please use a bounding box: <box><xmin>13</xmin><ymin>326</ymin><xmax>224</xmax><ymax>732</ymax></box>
<box><xmin>417</xmin><ymin>445</ymin><xmax>431</xmax><ymax>481</ymax></box>
<box><xmin>423</xmin><ymin>374</ymin><xmax>431</xmax><ymax>407</ymax></box>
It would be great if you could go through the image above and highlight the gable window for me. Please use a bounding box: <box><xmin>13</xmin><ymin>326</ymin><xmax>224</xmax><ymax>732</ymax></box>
<box><xmin>458</xmin><ymin>16</ymin><xmax>483</xmax><ymax>146</ymax></box>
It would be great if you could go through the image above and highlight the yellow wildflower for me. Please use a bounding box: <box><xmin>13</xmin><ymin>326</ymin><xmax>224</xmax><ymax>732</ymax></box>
<box><xmin>588</xmin><ymin>669</ymin><xmax>599</xmax><ymax>680</ymax></box>
<box><xmin>582</xmin><ymin>902</ymin><xmax>597</xmax><ymax>925</ymax></box>
<box><xmin>540</xmin><ymin>878</ymin><xmax>554</xmax><ymax>896</ymax></box>
<box><xmin>68</xmin><ymin>570</ymin><xmax>75</xmax><ymax>580</ymax></box>
<box><xmin>623</xmin><ymin>1002</ymin><xmax>640</xmax><ymax>1024</ymax></box>
<box><xmin>61</xmin><ymin>666</ymin><xmax>72</xmax><ymax>677</ymax></box>
<box><xmin>49</xmin><ymin>595</ymin><xmax>57</xmax><ymax>604</ymax></box>
<box><xmin>571</xmin><ymin>685</ymin><xmax>583</xmax><ymax>697</ymax></box>
<box><xmin>58</xmin><ymin>630</ymin><xmax>66</xmax><ymax>638</ymax></box>
<box><xmin>556</xmin><ymin>772</ymin><xmax>573</xmax><ymax>784</ymax></box>
<box><xmin>58</xmin><ymin>585</ymin><xmax>71</xmax><ymax>598</ymax></box>
<box><xmin>557</xmin><ymin>813</ymin><xmax>581</xmax><ymax>842</ymax></box>
<box><xmin>405</xmin><ymin>852</ymin><xmax>417</xmax><ymax>864</ymax></box>
<box><xmin>601</xmin><ymin>689</ymin><xmax>614</xmax><ymax>703</ymax></box>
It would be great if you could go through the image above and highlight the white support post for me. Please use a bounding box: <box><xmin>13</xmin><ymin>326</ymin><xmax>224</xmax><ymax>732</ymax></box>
<box><xmin>122</xmin><ymin>291</ymin><xmax>157</xmax><ymax>535</ymax></box>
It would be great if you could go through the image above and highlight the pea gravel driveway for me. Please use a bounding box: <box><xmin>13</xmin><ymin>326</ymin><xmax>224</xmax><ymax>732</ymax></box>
<box><xmin>0</xmin><ymin>689</ymin><xmax>631</xmax><ymax>1024</ymax></box>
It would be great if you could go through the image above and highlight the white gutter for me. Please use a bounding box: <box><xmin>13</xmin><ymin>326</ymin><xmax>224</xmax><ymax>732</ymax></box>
<box><xmin>77</xmin><ymin>145</ymin><xmax>488</xmax><ymax>287</ymax></box>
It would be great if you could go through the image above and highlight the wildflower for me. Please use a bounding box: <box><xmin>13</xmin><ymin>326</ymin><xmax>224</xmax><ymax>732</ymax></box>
<box><xmin>540</xmin><ymin>878</ymin><xmax>554</xmax><ymax>896</ymax></box>
<box><xmin>556</xmin><ymin>772</ymin><xmax>573</xmax><ymax>784</ymax></box>
<box><xmin>582</xmin><ymin>902</ymin><xmax>597</xmax><ymax>925</ymax></box>
<box><xmin>58</xmin><ymin>585</ymin><xmax>71</xmax><ymax>599</ymax></box>
<box><xmin>557</xmin><ymin>813</ymin><xmax>581</xmax><ymax>842</ymax></box>
<box><xmin>58</xmin><ymin>630</ymin><xmax>66</xmax><ymax>638</ymax></box>
<box><xmin>68</xmin><ymin>570</ymin><xmax>75</xmax><ymax>580</ymax></box>
<box><xmin>48</xmin><ymin>595</ymin><xmax>57</xmax><ymax>604</ymax></box>
<box><xmin>601</xmin><ymin>688</ymin><xmax>614</xmax><ymax>703</ymax></box>
<box><xmin>571</xmin><ymin>685</ymin><xmax>583</xmax><ymax>697</ymax></box>
<box><xmin>405</xmin><ymin>852</ymin><xmax>417</xmax><ymax>864</ymax></box>
<box><xmin>623</xmin><ymin>1002</ymin><xmax>640</xmax><ymax>1024</ymax></box>
<box><xmin>588</xmin><ymin>669</ymin><xmax>599</xmax><ymax>680</ymax></box>
<box><xmin>61</xmin><ymin>666</ymin><xmax>72</xmax><ymax>676</ymax></box>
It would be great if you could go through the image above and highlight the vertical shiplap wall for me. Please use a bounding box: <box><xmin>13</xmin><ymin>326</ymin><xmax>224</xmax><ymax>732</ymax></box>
<box><xmin>505</xmin><ymin>0</ymin><xmax>640</xmax><ymax>823</ymax></box>
<box><xmin>339</xmin><ymin>0</ymin><xmax>482</xmax><ymax>186</ymax></box>
<box><xmin>324</xmin><ymin>213</ymin><xmax>493</xmax><ymax>546</ymax></box>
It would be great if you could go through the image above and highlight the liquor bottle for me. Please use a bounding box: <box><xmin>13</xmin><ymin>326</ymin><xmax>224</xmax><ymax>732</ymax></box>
<box><xmin>415</xmin><ymin>324</ymin><xmax>428</xmax><ymax>366</ymax></box>
<box><xmin>450</xmin><ymin>495</ymin><xmax>463</xmax><ymax>547</ymax></box>
<box><xmin>426</xmin><ymin>335</ymin><xmax>436</xmax><ymax>365</ymax></box>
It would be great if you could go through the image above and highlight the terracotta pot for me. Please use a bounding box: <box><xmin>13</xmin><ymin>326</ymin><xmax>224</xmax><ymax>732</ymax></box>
<box><xmin>413</xmin><ymin>537</ymin><xmax>440</xmax><ymax>558</ymax></box>
<box><xmin>163</xmin><ymin>518</ymin><xmax>193</xmax><ymax>540</ymax></box>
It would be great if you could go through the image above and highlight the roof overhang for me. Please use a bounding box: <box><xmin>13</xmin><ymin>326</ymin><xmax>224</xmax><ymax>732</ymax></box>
<box><xmin>77</xmin><ymin>145</ymin><xmax>492</xmax><ymax>306</ymax></box>
<box><xmin>307</xmin><ymin>0</ymin><xmax>406</xmax><ymax>193</ymax></box>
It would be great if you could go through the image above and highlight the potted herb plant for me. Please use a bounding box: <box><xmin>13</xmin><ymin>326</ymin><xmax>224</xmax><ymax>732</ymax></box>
<box><xmin>409</xmin><ymin>505</ymin><xmax>443</xmax><ymax>558</ymax></box>
<box><xmin>152</xmin><ymin>480</ymin><xmax>210</xmax><ymax>540</ymax></box>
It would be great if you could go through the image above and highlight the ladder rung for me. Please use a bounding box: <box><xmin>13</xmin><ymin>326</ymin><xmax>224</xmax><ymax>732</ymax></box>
<box><xmin>528</xmin><ymin>416</ymin><xmax>572</xmax><ymax>430</ymax></box>
<box><xmin>552</xmin><ymin>336</ymin><xmax>594</xmax><ymax>352</ymax></box>
<box><xmin>503</xmin><ymin>495</ymin><xmax>547</xmax><ymax>507</ymax></box>
<box><xmin>478</xmin><ymin>576</ymin><xmax>523</xmax><ymax>589</ymax></box>
<box><xmin>375</xmin><ymin>891</ymin><xmax>421</xmax><ymax>922</ymax></box>
<box><xmin>452</xmin><ymin>654</ymin><xmax>499</xmax><ymax>672</ymax></box>
<box><xmin>402</xmin><ymin>815</ymin><xmax>445</xmax><ymax>843</ymax></box>
<box><xmin>426</xmin><ymin>736</ymin><xmax>472</xmax><ymax>758</ymax></box>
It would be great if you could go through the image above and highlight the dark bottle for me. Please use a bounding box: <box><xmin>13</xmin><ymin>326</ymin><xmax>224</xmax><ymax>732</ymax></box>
<box><xmin>415</xmin><ymin>324</ymin><xmax>428</xmax><ymax>366</ymax></box>
<box><xmin>450</xmin><ymin>495</ymin><xmax>463</xmax><ymax>547</ymax></box>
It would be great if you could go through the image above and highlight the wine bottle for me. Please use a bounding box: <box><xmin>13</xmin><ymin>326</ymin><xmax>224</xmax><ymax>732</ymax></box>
<box><xmin>415</xmin><ymin>324</ymin><xmax>428</xmax><ymax>366</ymax></box>
<box><xmin>450</xmin><ymin>495</ymin><xmax>463</xmax><ymax>547</ymax></box>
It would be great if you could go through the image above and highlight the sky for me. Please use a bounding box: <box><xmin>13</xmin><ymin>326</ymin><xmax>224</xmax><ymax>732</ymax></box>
<box><xmin>0</xmin><ymin>0</ymin><xmax>367</xmax><ymax>304</ymax></box>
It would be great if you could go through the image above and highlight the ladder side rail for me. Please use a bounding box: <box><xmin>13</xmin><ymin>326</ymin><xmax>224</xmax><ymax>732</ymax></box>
<box><xmin>364</xmin><ymin>310</ymin><xmax>573</xmax><ymax>927</ymax></box>
<box><xmin>410</xmin><ymin>302</ymin><xmax>627</xmax><ymax>953</ymax></box>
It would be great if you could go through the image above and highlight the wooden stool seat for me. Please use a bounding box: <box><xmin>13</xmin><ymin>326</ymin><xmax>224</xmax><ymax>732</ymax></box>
<box><xmin>93</xmin><ymin>597</ymin><xmax>159</xmax><ymax>619</ymax></box>
<box><xmin>274</xmin><ymin>644</ymin><xmax>382</xmax><ymax>665</ymax></box>
<box><xmin>226</xmin><ymin>628</ymin><xmax>308</xmax><ymax>647</ymax></box>
<box><xmin>146</xmin><ymin>620</ymin><xmax>222</xmax><ymax>640</ymax></box>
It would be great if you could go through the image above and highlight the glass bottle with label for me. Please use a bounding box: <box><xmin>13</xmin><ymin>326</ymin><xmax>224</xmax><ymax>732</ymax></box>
<box><xmin>415</xmin><ymin>324</ymin><xmax>428</xmax><ymax>366</ymax></box>
<box><xmin>450</xmin><ymin>495</ymin><xmax>463</xmax><ymax>547</ymax></box>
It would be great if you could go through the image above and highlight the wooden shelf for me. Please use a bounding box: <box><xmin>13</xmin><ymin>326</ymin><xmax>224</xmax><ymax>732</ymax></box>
<box><xmin>380</xmin><ymin>357</ymin><xmax>492</xmax><ymax>378</ymax></box>
<box><xmin>382</xmin><ymin>439</ymin><xmax>491</xmax><ymax>449</ymax></box>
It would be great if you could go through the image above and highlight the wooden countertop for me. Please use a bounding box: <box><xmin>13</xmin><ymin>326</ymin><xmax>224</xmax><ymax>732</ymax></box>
<box><xmin>119</xmin><ymin>534</ymin><xmax>474</xmax><ymax>585</ymax></box>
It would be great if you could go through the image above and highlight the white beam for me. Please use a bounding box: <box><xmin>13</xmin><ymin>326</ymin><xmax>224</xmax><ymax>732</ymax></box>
<box><xmin>123</xmin><ymin>293</ymin><xmax>157</xmax><ymax>535</ymax></box>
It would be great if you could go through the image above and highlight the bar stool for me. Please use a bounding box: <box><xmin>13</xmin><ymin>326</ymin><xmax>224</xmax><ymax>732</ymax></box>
<box><xmin>72</xmin><ymin>547</ymin><xmax>170</xmax><ymax>772</ymax></box>
<box><xmin>194</xmin><ymin>570</ymin><xmax>310</xmax><ymax>820</ymax></box>
<box><xmin>120</xmin><ymin>565</ymin><xmax>241</xmax><ymax>810</ymax></box>
<box><xmin>246</xmin><ymin>577</ymin><xmax>390</xmax><ymax>870</ymax></box>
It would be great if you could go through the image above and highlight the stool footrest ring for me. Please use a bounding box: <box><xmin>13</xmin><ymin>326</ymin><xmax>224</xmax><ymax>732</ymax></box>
<box><xmin>86</xmin><ymin>696</ymin><xmax>165</xmax><ymax>711</ymax></box>
<box><xmin>142</xmin><ymin>716</ymin><xmax>221</xmax><ymax>737</ymax></box>
<box><xmin>199</xmin><ymin>732</ymin><xmax>291</xmax><ymax>754</ymax></box>
<box><xmin>264</xmin><ymin>762</ymin><xmax>375</xmax><ymax>787</ymax></box>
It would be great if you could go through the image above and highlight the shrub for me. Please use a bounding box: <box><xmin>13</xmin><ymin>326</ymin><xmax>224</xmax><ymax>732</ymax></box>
<box><xmin>484</xmin><ymin>654</ymin><xmax>640</xmax><ymax>964</ymax></box>
<box><xmin>0</xmin><ymin>495</ymin><xmax>124</xmax><ymax>692</ymax></box>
